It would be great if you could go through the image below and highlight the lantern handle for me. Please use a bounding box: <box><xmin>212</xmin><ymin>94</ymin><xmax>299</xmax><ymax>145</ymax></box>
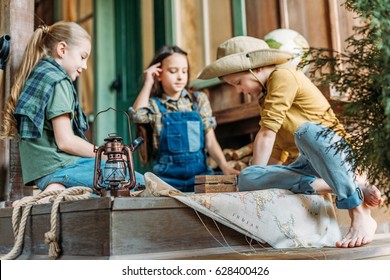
<box><xmin>93</xmin><ymin>107</ymin><xmax>134</xmax><ymax>145</ymax></box>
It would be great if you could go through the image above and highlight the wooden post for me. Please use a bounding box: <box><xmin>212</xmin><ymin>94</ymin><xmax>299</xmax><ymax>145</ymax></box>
<box><xmin>0</xmin><ymin>0</ymin><xmax>34</xmax><ymax>204</ymax></box>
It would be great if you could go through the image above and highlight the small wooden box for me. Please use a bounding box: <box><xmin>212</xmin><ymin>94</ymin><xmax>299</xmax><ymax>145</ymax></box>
<box><xmin>194</xmin><ymin>175</ymin><xmax>237</xmax><ymax>193</ymax></box>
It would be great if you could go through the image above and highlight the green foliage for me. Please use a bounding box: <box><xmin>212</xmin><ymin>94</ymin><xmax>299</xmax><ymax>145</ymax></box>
<box><xmin>303</xmin><ymin>0</ymin><xmax>390</xmax><ymax>203</ymax></box>
<box><xmin>265</xmin><ymin>39</ymin><xmax>282</xmax><ymax>49</ymax></box>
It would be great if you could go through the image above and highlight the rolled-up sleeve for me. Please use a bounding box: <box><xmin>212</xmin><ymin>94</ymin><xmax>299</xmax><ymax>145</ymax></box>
<box><xmin>260</xmin><ymin>68</ymin><xmax>299</xmax><ymax>133</ymax></box>
<box><xmin>128</xmin><ymin>103</ymin><xmax>156</xmax><ymax>124</ymax></box>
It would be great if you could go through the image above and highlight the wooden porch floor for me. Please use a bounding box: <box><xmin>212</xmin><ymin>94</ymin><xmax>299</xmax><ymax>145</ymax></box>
<box><xmin>110</xmin><ymin>234</ymin><xmax>390</xmax><ymax>260</ymax></box>
<box><xmin>1</xmin><ymin>196</ymin><xmax>390</xmax><ymax>260</ymax></box>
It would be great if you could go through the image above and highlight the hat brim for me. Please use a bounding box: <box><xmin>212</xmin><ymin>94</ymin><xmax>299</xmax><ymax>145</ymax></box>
<box><xmin>198</xmin><ymin>49</ymin><xmax>293</xmax><ymax>80</ymax></box>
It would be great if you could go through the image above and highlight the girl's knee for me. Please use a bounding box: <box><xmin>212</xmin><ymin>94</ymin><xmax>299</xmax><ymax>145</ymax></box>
<box><xmin>44</xmin><ymin>183</ymin><xmax>65</xmax><ymax>191</ymax></box>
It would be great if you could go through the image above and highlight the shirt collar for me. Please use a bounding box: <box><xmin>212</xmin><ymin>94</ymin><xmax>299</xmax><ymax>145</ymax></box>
<box><xmin>160</xmin><ymin>89</ymin><xmax>191</xmax><ymax>104</ymax></box>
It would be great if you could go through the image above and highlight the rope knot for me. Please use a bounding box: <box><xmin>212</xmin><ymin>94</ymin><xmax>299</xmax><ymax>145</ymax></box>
<box><xmin>44</xmin><ymin>231</ymin><xmax>56</xmax><ymax>244</ymax></box>
<box><xmin>44</xmin><ymin>231</ymin><xmax>60</xmax><ymax>259</ymax></box>
<box><xmin>1</xmin><ymin>186</ymin><xmax>94</xmax><ymax>260</ymax></box>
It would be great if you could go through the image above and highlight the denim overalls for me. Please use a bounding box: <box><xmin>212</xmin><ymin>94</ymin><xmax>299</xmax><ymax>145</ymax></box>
<box><xmin>152</xmin><ymin>95</ymin><xmax>212</xmax><ymax>192</ymax></box>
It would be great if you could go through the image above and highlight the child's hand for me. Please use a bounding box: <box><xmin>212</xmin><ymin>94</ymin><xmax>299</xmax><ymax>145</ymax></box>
<box><xmin>220</xmin><ymin>164</ymin><xmax>240</xmax><ymax>176</ymax></box>
<box><xmin>143</xmin><ymin>62</ymin><xmax>162</xmax><ymax>86</ymax></box>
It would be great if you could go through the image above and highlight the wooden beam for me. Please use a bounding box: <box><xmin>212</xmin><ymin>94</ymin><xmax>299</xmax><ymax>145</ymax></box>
<box><xmin>213</xmin><ymin>101</ymin><xmax>260</xmax><ymax>125</ymax></box>
<box><xmin>0</xmin><ymin>0</ymin><xmax>34</xmax><ymax>203</ymax></box>
<box><xmin>278</xmin><ymin>0</ymin><xmax>290</xmax><ymax>29</ymax></box>
<box><xmin>94</xmin><ymin>0</ymin><xmax>117</xmax><ymax>145</ymax></box>
<box><xmin>231</xmin><ymin>0</ymin><xmax>247</xmax><ymax>36</ymax></box>
<box><xmin>153</xmin><ymin>0</ymin><xmax>176</xmax><ymax>50</ymax></box>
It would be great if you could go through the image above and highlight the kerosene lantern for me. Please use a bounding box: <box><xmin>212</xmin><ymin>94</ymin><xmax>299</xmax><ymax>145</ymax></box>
<box><xmin>93</xmin><ymin>108</ymin><xmax>143</xmax><ymax>197</ymax></box>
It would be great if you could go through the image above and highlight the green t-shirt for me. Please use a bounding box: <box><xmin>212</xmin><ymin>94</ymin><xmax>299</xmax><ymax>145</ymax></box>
<box><xmin>19</xmin><ymin>80</ymin><xmax>81</xmax><ymax>185</ymax></box>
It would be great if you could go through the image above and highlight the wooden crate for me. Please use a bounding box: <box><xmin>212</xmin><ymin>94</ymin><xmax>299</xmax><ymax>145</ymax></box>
<box><xmin>194</xmin><ymin>175</ymin><xmax>237</xmax><ymax>193</ymax></box>
<box><xmin>0</xmin><ymin>196</ymin><xmax>250</xmax><ymax>259</ymax></box>
<box><xmin>1</xmin><ymin>196</ymin><xmax>390</xmax><ymax>260</ymax></box>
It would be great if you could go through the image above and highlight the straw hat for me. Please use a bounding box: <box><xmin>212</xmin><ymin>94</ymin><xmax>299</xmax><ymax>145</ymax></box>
<box><xmin>198</xmin><ymin>36</ymin><xmax>293</xmax><ymax>80</ymax></box>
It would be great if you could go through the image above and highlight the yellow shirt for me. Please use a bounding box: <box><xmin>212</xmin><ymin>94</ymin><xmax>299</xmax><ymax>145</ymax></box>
<box><xmin>259</xmin><ymin>66</ymin><xmax>346</xmax><ymax>164</ymax></box>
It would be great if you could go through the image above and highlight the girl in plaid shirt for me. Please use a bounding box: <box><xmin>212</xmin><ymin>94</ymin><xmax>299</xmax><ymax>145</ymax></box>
<box><xmin>130</xmin><ymin>46</ymin><xmax>239</xmax><ymax>192</ymax></box>
<box><xmin>1</xmin><ymin>21</ymin><xmax>144</xmax><ymax>203</ymax></box>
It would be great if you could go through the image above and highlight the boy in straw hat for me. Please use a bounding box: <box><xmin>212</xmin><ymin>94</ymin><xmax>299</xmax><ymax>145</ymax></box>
<box><xmin>198</xmin><ymin>36</ymin><xmax>382</xmax><ymax>248</ymax></box>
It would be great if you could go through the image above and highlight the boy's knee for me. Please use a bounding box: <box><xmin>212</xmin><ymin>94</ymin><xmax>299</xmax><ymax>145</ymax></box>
<box><xmin>237</xmin><ymin>166</ymin><xmax>268</xmax><ymax>191</ymax></box>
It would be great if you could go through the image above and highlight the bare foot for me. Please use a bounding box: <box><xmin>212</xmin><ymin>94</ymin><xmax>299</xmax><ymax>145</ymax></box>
<box><xmin>356</xmin><ymin>174</ymin><xmax>384</xmax><ymax>207</ymax></box>
<box><xmin>310</xmin><ymin>178</ymin><xmax>384</xmax><ymax>208</ymax></box>
<box><xmin>336</xmin><ymin>204</ymin><xmax>377</xmax><ymax>248</ymax></box>
<box><xmin>362</xmin><ymin>185</ymin><xmax>384</xmax><ymax>207</ymax></box>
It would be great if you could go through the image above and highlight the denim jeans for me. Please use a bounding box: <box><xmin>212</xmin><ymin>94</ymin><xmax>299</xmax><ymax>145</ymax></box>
<box><xmin>35</xmin><ymin>157</ymin><xmax>145</xmax><ymax>191</ymax></box>
<box><xmin>238</xmin><ymin>122</ymin><xmax>363</xmax><ymax>210</ymax></box>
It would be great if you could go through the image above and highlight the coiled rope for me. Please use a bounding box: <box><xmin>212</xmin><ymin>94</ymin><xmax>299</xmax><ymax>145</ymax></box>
<box><xmin>0</xmin><ymin>186</ymin><xmax>93</xmax><ymax>260</ymax></box>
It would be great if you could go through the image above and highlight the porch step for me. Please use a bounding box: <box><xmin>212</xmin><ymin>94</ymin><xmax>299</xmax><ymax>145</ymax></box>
<box><xmin>171</xmin><ymin>233</ymin><xmax>390</xmax><ymax>260</ymax></box>
<box><xmin>1</xmin><ymin>196</ymin><xmax>389</xmax><ymax>260</ymax></box>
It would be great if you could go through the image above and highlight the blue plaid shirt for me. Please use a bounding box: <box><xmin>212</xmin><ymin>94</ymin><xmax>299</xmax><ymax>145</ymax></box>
<box><xmin>14</xmin><ymin>57</ymin><xmax>88</xmax><ymax>139</ymax></box>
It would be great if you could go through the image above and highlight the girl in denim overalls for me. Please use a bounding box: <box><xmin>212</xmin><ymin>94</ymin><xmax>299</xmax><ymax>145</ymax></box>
<box><xmin>130</xmin><ymin>46</ymin><xmax>239</xmax><ymax>192</ymax></box>
<box><xmin>198</xmin><ymin>36</ymin><xmax>382</xmax><ymax>248</ymax></box>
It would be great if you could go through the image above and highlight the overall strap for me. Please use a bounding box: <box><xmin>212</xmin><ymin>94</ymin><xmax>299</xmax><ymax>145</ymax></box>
<box><xmin>151</xmin><ymin>97</ymin><xmax>167</xmax><ymax>114</ymax></box>
<box><xmin>189</xmin><ymin>91</ymin><xmax>200</xmax><ymax>111</ymax></box>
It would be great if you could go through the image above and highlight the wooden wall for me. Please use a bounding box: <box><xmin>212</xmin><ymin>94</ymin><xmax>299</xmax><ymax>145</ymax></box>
<box><xmin>0</xmin><ymin>0</ymin><xmax>35</xmax><ymax>203</ymax></box>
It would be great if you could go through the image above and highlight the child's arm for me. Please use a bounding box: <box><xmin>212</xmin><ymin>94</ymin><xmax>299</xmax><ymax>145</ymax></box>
<box><xmin>252</xmin><ymin>126</ymin><xmax>276</xmax><ymax>165</ymax></box>
<box><xmin>52</xmin><ymin>114</ymin><xmax>96</xmax><ymax>158</ymax></box>
<box><xmin>133</xmin><ymin>62</ymin><xmax>162</xmax><ymax>109</ymax></box>
<box><xmin>205</xmin><ymin>129</ymin><xmax>240</xmax><ymax>175</ymax></box>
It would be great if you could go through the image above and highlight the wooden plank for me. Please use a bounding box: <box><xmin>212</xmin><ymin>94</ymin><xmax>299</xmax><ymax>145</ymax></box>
<box><xmin>214</xmin><ymin>101</ymin><xmax>259</xmax><ymax>125</ymax></box>
<box><xmin>215</xmin><ymin>117</ymin><xmax>260</xmax><ymax>139</ymax></box>
<box><xmin>58</xmin><ymin>197</ymin><xmax>111</xmax><ymax>213</ymax></box>
<box><xmin>176</xmin><ymin>236</ymin><xmax>390</xmax><ymax>260</ymax></box>
<box><xmin>2</xmin><ymin>197</ymin><xmax>390</xmax><ymax>260</ymax></box>
<box><xmin>207</xmin><ymin>84</ymin><xmax>243</xmax><ymax>112</ymax></box>
<box><xmin>0</xmin><ymin>207</ymin><xmax>13</xmax><ymax>218</ymax></box>
<box><xmin>37</xmin><ymin>197</ymin><xmax>111</xmax><ymax>215</ymax></box>
<box><xmin>110</xmin><ymin>245</ymin><xmax>270</xmax><ymax>260</ymax></box>
<box><xmin>245</xmin><ymin>0</ymin><xmax>279</xmax><ymax>39</ymax></box>
<box><xmin>111</xmin><ymin>235</ymin><xmax>390</xmax><ymax>260</ymax></box>
<box><xmin>1</xmin><ymin>197</ymin><xmax>251</xmax><ymax>259</ymax></box>
<box><xmin>0</xmin><ymin>214</ymin><xmax>14</xmax><ymax>254</ymax></box>
<box><xmin>0</xmin><ymin>200</ymin><xmax>112</xmax><ymax>259</ymax></box>
<box><xmin>111</xmin><ymin>207</ymin><xmax>250</xmax><ymax>256</ymax></box>
<box><xmin>194</xmin><ymin>175</ymin><xmax>237</xmax><ymax>193</ymax></box>
<box><xmin>20</xmin><ymin>208</ymin><xmax>112</xmax><ymax>258</ymax></box>
<box><xmin>59</xmin><ymin>209</ymin><xmax>111</xmax><ymax>257</ymax></box>
<box><xmin>0</xmin><ymin>197</ymin><xmax>112</xmax><ymax>217</ymax></box>
<box><xmin>112</xmin><ymin>197</ymin><xmax>187</xmax><ymax>210</ymax></box>
<box><xmin>1</xmin><ymin>0</ymin><xmax>35</xmax><ymax>202</ymax></box>
<box><xmin>195</xmin><ymin>184</ymin><xmax>237</xmax><ymax>193</ymax></box>
<box><xmin>232</xmin><ymin>0</ymin><xmax>247</xmax><ymax>36</ymax></box>
<box><xmin>195</xmin><ymin>175</ymin><xmax>237</xmax><ymax>185</ymax></box>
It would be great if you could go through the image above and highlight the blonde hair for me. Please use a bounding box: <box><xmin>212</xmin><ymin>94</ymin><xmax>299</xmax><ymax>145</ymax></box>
<box><xmin>0</xmin><ymin>21</ymin><xmax>90</xmax><ymax>139</ymax></box>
